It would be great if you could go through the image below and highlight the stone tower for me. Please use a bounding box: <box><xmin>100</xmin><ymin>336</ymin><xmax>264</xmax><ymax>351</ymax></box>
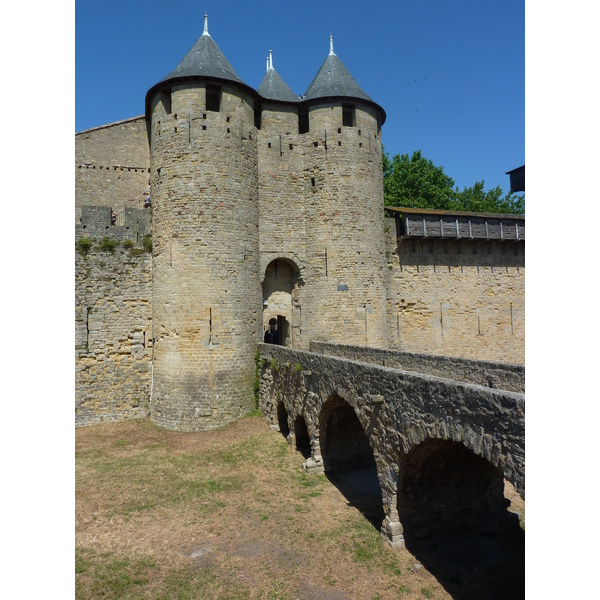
<box><xmin>145</xmin><ymin>15</ymin><xmax>261</xmax><ymax>431</ymax></box>
<box><xmin>257</xmin><ymin>37</ymin><xmax>388</xmax><ymax>349</ymax></box>
<box><xmin>300</xmin><ymin>36</ymin><xmax>387</xmax><ymax>347</ymax></box>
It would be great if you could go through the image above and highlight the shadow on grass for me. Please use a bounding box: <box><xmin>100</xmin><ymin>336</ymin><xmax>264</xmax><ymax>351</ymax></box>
<box><xmin>405</xmin><ymin>514</ymin><xmax>525</xmax><ymax>600</ymax></box>
<box><xmin>324</xmin><ymin>464</ymin><xmax>385</xmax><ymax>530</ymax></box>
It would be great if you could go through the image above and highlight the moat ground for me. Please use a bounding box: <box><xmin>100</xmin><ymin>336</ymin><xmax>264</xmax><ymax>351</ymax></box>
<box><xmin>75</xmin><ymin>416</ymin><xmax>524</xmax><ymax>600</ymax></box>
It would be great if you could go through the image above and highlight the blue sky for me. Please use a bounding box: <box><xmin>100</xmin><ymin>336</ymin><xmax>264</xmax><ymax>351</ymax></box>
<box><xmin>76</xmin><ymin>0</ymin><xmax>524</xmax><ymax>194</ymax></box>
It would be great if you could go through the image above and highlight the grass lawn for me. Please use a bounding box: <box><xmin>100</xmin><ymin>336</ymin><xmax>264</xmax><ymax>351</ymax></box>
<box><xmin>76</xmin><ymin>415</ymin><xmax>524</xmax><ymax>599</ymax></box>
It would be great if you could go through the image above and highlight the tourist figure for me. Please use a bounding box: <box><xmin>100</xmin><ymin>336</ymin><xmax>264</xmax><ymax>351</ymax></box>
<box><xmin>111</xmin><ymin>211</ymin><xmax>117</xmax><ymax>224</ymax></box>
<box><xmin>144</xmin><ymin>192</ymin><xmax>151</xmax><ymax>208</ymax></box>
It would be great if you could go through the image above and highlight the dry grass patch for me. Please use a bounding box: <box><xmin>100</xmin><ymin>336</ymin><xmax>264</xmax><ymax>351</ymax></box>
<box><xmin>77</xmin><ymin>415</ymin><xmax>520</xmax><ymax>599</ymax></box>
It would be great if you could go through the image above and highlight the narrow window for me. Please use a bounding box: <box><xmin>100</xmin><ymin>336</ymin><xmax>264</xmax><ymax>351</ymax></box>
<box><xmin>342</xmin><ymin>104</ymin><xmax>355</xmax><ymax>127</ymax></box>
<box><xmin>298</xmin><ymin>108</ymin><xmax>309</xmax><ymax>134</ymax></box>
<box><xmin>254</xmin><ymin>106</ymin><xmax>261</xmax><ymax>129</ymax></box>
<box><xmin>160</xmin><ymin>90</ymin><xmax>171</xmax><ymax>115</ymax></box>
<box><xmin>206</xmin><ymin>86</ymin><xmax>220</xmax><ymax>112</ymax></box>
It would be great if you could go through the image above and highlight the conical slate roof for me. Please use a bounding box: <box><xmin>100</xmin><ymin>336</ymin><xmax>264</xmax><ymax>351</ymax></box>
<box><xmin>304</xmin><ymin>50</ymin><xmax>372</xmax><ymax>102</ymax></box>
<box><xmin>257</xmin><ymin>68</ymin><xmax>299</xmax><ymax>102</ymax></box>
<box><xmin>160</xmin><ymin>28</ymin><xmax>244</xmax><ymax>86</ymax></box>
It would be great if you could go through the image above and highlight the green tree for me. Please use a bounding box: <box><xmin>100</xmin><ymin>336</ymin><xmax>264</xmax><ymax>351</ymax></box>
<box><xmin>383</xmin><ymin>149</ymin><xmax>457</xmax><ymax>211</ymax></box>
<box><xmin>451</xmin><ymin>181</ymin><xmax>524</xmax><ymax>214</ymax></box>
<box><xmin>383</xmin><ymin>148</ymin><xmax>524</xmax><ymax>215</ymax></box>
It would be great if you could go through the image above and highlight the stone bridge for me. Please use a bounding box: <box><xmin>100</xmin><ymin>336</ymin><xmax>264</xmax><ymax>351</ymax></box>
<box><xmin>258</xmin><ymin>342</ymin><xmax>524</xmax><ymax>549</ymax></box>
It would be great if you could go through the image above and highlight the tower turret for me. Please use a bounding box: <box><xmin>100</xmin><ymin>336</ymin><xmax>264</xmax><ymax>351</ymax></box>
<box><xmin>300</xmin><ymin>36</ymin><xmax>388</xmax><ymax>347</ymax></box>
<box><xmin>145</xmin><ymin>15</ymin><xmax>261</xmax><ymax>431</ymax></box>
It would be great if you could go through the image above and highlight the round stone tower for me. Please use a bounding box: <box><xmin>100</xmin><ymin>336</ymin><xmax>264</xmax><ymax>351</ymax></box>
<box><xmin>300</xmin><ymin>37</ymin><xmax>388</xmax><ymax>347</ymax></box>
<box><xmin>145</xmin><ymin>15</ymin><xmax>261</xmax><ymax>430</ymax></box>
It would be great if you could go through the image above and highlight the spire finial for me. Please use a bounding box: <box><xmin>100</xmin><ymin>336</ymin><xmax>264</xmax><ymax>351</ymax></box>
<box><xmin>269</xmin><ymin>49</ymin><xmax>273</xmax><ymax>71</ymax></box>
<box><xmin>266</xmin><ymin>56</ymin><xmax>270</xmax><ymax>73</ymax></box>
<box><xmin>329</xmin><ymin>34</ymin><xmax>335</xmax><ymax>56</ymax></box>
<box><xmin>203</xmin><ymin>13</ymin><xmax>210</xmax><ymax>36</ymax></box>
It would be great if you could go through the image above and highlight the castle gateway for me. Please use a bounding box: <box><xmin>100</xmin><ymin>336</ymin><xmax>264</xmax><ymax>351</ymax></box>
<box><xmin>75</xmin><ymin>15</ymin><xmax>524</xmax><ymax>431</ymax></box>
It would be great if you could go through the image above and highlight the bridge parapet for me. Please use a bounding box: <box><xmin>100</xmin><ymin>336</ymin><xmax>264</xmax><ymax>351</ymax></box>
<box><xmin>309</xmin><ymin>341</ymin><xmax>524</xmax><ymax>393</ymax></box>
<box><xmin>259</xmin><ymin>342</ymin><xmax>525</xmax><ymax>548</ymax></box>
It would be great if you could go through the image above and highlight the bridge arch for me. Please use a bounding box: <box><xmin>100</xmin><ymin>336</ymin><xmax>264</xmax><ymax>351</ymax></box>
<box><xmin>399</xmin><ymin>417</ymin><xmax>525</xmax><ymax>498</ymax></box>
<box><xmin>319</xmin><ymin>394</ymin><xmax>374</xmax><ymax>472</ymax></box>
<box><xmin>397</xmin><ymin>437</ymin><xmax>513</xmax><ymax>545</ymax></box>
<box><xmin>293</xmin><ymin>414</ymin><xmax>311</xmax><ymax>458</ymax></box>
<box><xmin>318</xmin><ymin>393</ymin><xmax>385</xmax><ymax>528</ymax></box>
<box><xmin>276</xmin><ymin>400</ymin><xmax>290</xmax><ymax>438</ymax></box>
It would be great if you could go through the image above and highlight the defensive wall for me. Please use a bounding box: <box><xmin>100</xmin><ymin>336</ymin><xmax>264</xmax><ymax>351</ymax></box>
<box><xmin>75</xmin><ymin>207</ymin><xmax>153</xmax><ymax>425</ymax></box>
<box><xmin>75</xmin><ymin>116</ymin><xmax>150</xmax><ymax>222</ymax></box>
<box><xmin>258</xmin><ymin>105</ymin><xmax>386</xmax><ymax>351</ymax></box>
<box><xmin>258</xmin><ymin>342</ymin><xmax>525</xmax><ymax>548</ymax></box>
<box><xmin>384</xmin><ymin>213</ymin><xmax>525</xmax><ymax>364</ymax></box>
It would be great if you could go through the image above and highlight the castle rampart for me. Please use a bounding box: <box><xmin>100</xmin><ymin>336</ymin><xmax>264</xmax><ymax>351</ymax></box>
<box><xmin>75</xmin><ymin>116</ymin><xmax>150</xmax><ymax>222</ymax></box>
<box><xmin>75</xmin><ymin>234</ymin><xmax>152</xmax><ymax>426</ymax></box>
<box><xmin>384</xmin><ymin>216</ymin><xmax>525</xmax><ymax>363</ymax></box>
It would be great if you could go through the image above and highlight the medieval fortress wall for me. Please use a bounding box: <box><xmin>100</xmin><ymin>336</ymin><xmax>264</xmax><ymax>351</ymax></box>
<box><xmin>258</xmin><ymin>103</ymin><xmax>387</xmax><ymax>350</ymax></box>
<box><xmin>75</xmin><ymin>26</ymin><xmax>524</xmax><ymax>428</ymax></box>
<box><xmin>384</xmin><ymin>220</ymin><xmax>525</xmax><ymax>363</ymax></box>
<box><xmin>75</xmin><ymin>238</ymin><xmax>152</xmax><ymax>426</ymax></box>
<box><xmin>75</xmin><ymin>117</ymin><xmax>150</xmax><ymax>222</ymax></box>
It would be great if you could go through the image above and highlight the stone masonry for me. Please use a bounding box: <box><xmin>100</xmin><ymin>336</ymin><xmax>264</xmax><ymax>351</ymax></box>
<box><xmin>75</xmin><ymin>211</ymin><xmax>152</xmax><ymax>425</ymax></box>
<box><xmin>75</xmin><ymin>117</ymin><xmax>150</xmax><ymax>223</ymax></box>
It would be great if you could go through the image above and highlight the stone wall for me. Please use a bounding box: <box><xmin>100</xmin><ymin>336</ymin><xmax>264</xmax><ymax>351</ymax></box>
<box><xmin>76</xmin><ymin>206</ymin><xmax>152</xmax><ymax>245</ymax></box>
<box><xmin>384</xmin><ymin>218</ymin><xmax>525</xmax><ymax>364</ymax></box>
<box><xmin>76</xmin><ymin>117</ymin><xmax>150</xmax><ymax>222</ymax></box>
<box><xmin>309</xmin><ymin>341</ymin><xmax>524</xmax><ymax>393</ymax></box>
<box><xmin>75</xmin><ymin>241</ymin><xmax>152</xmax><ymax>426</ymax></box>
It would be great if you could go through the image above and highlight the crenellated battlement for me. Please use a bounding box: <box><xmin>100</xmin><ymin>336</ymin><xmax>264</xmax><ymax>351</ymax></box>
<box><xmin>76</xmin><ymin>205</ymin><xmax>151</xmax><ymax>245</ymax></box>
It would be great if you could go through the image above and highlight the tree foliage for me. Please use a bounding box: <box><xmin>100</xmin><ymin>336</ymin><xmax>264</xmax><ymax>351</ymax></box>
<box><xmin>383</xmin><ymin>150</ymin><xmax>456</xmax><ymax>210</ymax></box>
<box><xmin>383</xmin><ymin>149</ymin><xmax>524</xmax><ymax>215</ymax></box>
<box><xmin>453</xmin><ymin>181</ymin><xmax>525</xmax><ymax>214</ymax></box>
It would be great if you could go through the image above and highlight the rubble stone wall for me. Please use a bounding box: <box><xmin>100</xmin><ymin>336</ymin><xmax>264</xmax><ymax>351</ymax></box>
<box><xmin>75</xmin><ymin>243</ymin><xmax>152</xmax><ymax>425</ymax></box>
<box><xmin>309</xmin><ymin>341</ymin><xmax>524</xmax><ymax>393</ymax></box>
